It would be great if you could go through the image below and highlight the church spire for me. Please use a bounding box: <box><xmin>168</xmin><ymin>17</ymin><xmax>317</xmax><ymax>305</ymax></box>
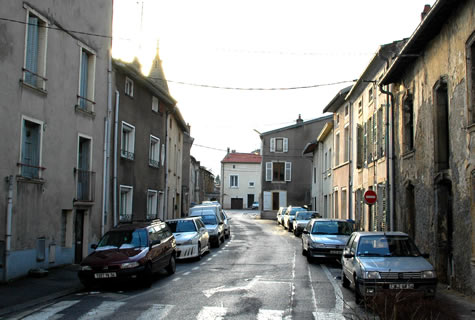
<box><xmin>148</xmin><ymin>40</ymin><xmax>169</xmax><ymax>93</ymax></box>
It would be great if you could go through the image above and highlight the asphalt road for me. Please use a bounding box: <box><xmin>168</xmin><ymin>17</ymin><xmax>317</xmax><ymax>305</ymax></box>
<box><xmin>8</xmin><ymin>210</ymin><xmax>365</xmax><ymax>320</ymax></box>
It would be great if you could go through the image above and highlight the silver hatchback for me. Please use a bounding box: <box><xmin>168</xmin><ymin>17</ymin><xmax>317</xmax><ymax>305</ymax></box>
<box><xmin>341</xmin><ymin>232</ymin><xmax>437</xmax><ymax>303</ymax></box>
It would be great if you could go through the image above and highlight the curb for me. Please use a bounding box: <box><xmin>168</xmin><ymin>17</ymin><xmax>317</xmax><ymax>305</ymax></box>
<box><xmin>0</xmin><ymin>286</ymin><xmax>83</xmax><ymax>318</ymax></box>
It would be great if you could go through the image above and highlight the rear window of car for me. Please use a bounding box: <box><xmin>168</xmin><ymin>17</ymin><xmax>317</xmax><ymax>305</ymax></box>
<box><xmin>311</xmin><ymin>221</ymin><xmax>353</xmax><ymax>235</ymax></box>
<box><xmin>296</xmin><ymin>211</ymin><xmax>316</xmax><ymax>220</ymax></box>
<box><xmin>200</xmin><ymin>215</ymin><xmax>218</xmax><ymax>225</ymax></box>
<box><xmin>168</xmin><ymin>220</ymin><xmax>197</xmax><ymax>233</ymax></box>
<box><xmin>290</xmin><ymin>207</ymin><xmax>306</xmax><ymax>215</ymax></box>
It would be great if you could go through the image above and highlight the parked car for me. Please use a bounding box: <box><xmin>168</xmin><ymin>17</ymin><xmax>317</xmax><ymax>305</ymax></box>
<box><xmin>78</xmin><ymin>220</ymin><xmax>176</xmax><ymax>288</ymax></box>
<box><xmin>292</xmin><ymin>211</ymin><xmax>320</xmax><ymax>236</ymax></box>
<box><xmin>341</xmin><ymin>232</ymin><xmax>437</xmax><ymax>303</ymax></box>
<box><xmin>283</xmin><ymin>206</ymin><xmax>307</xmax><ymax>231</ymax></box>
<box><xmin>189</xmin><ymin>205</ymin><xmax>225</xmax><ymax>247</ymax></box>
<box><xmin>166</xmin><ymin>217</ymin><xmax>210</xmax><ymax>260</ymax></box>
<box><xmin>276</xmin><ymin>207</ymin><xmax>286</xmax><ymax>225</ymax></box>
<box><xmin>221</xmin><ymin>210</ymin><xmax>232</xmax><ymax>239</ymax></box>
<box><xmin>301</xmin><ymin>219</ymin><xmax>353</xmax><ymax>262</ymax></box>
<box><xmin>251</xmin><ymin>201</ymin><xmax>259</xmax><ymax>210</ymax></box>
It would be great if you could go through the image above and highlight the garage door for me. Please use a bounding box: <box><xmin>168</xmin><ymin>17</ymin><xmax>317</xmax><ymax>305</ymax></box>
<box><xmin>231</xmin><ymin>198</ymin><xmax>243</xmax><ymax>209</ymax></box>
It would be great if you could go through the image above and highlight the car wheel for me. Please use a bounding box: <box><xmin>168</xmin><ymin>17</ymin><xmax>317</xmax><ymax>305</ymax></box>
<box><xmin>342</xmin><ymin>271</ymin><xmax>350</xmax><ymax>288</ymax></box>
<box><xmin>166</xmin><ymin>255</ymin><xmax>176</xmax><ymax>275</ymax></box>
<box><xmin>354</xmin><ymin>276</ymin><xmax>363</xmax><ymax>304</ymax></box>
<box><xmin>195</xmin><ymin>243</ymin><xmax>202</xmax><ymax>261</ymax></box>
<box><xmin>293</xmin><ymin>228</ymin><xmax>298</xmax><ymax>236</ymax></box>
<box><xmin>141</xmin><ymin>263</ymin><xmax>153</xmax><ymax>288</ymax></box>
<box><xmin>307</xmin><ymin>254</ymin><xmax>313</xmax><ymax>263</ymax></box>
<box><xmin>225</xmin><ymin>231</ymin><xmax>230</xmax><ymax>239</ymax></box>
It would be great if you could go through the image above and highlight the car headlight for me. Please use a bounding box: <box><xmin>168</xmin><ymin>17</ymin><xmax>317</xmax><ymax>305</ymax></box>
<box><xmin>81</xmin><ymin>265</ymin><xmax>92</xmax><ymax>271</ymax></box>
<box><xmin>422</xmin><ymin>270</ymin><xmax>436</xmax><ymax>279</ymax></box>
<box><xmin>364</xmin><ymin>271</ymin><xmax>381</xmax><ymax>279</ymax></box>
<box><xmin>310</xmin><ymin>242</ymin><xmax>326</xmax><ymax>248</ymax></box>
<box><xmin>120</xmin><ymin>262</ymin><xmax>140</xmax><ymax>269</ymax></box>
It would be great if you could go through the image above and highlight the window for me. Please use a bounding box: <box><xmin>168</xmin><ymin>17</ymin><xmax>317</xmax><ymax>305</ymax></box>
<box><xmin>20</xmin><ymin>117</ymin><xmax>43</xmax><ymax>178</ymax></box>
<box><xmin>125</xmin><ymin>77</ymin><xmax>134</xmax><ymax>97</ymax></box>
<box><xmin>78</xmin><ymin>47</ymin><xmax>96</xmax><ymax>112</ymax></box>
<box><xmin>334</xmin><ymin>132</ymin><xmax>340</xmax><ymax>166</ymax></box>
<box><xmin>377</xmin><ymin>106</ymin><xmax>385</xmax><ymax>158</ymax></box>
<box><xmin>334</xmin><ymin>189</ymin><xmax>339</xmax><ymax>219</ymax></box>
<box><xmin>119</xmin><ymin>185</ymin><xmax>133</xmax><ymax>221</ymax></box>
<box><xmin>270</xmin><ymin>137</ymin><xmax>288</xmax><ymax>152</ymax></box>
<box><xmin>266</xmin><ymin>162</ymin><xmax>291</xmax><ymax>182</ymax></box>
<box><xmin>368</xmin><ymin>87</ymin><xmax>374</xmax><ymax>102</ymax></box>
<box><xmin>273</xmin><ymin>162</ymin><xmax>285</xmax><ymax>181</ymax></box>
<box><xmin>249</xmin><ymin>181</ymin><xmax>255</xmax><ymax>188</ymax></box>
<box><xmin>265</xmin><ymin>162</ymin><xmax>272</xmax><ymax>181</ymax></box>
<box><xmin>345</xmin><ymin>105</ymin><xmax>349</xmax><ymax>116</ymax></box>
<box><xmin>402</xmin><ymin>92</ymin><xmax>415</xmax><ymax>153</ymax></box>
<box><xmin>77</xmin><ymin>136</ymin><xmax>94</xmax><ymax>201</ymax></box>
<box><xmin>358</xmin><ymin>100</ymin><xmax>363</xmax><ymax>114</ymax></box>
<box><xmin>149</xmin><ymin>135</ymin><xmax>160</xmax><ymax>168</ymax></box>
<box><xmin>344</xmin><ymin>126</ymin><xmax>349</xmax><ymax>162</ymax></box>
<box><xmin>152</xmin><ymin>96</ymin><xmax>159</xmax><ymax>112</ymax></box>
<box><xmin>147</xmin><ymin>190</ymin><xmax>158</xmax><ymax>219</ymax></box>
<box><xmin>434</xmin><ymin>78</ymin><xmax>450</xmax><ymax>171</ymax></box>
<box><xmin>467</xmin><ymin>32</ymin><xmax>475</xmax><ymax>124</ymax></box>
<box><xmin>367</xmin><ymin>117</ymin><xmax>373</xmax><ymax>163</ymax></box>
<box><xmin>230</xmin><ymin>175</ymin><xmax>238</xmax><ymax>188</ymax></box>
<box><xmin>23</xmin><ymin>8</ymin><xmax>48</xmax><ymax>90</ymax></box>
<box><xmin>121</xmin><ymin>122</ymin><xmax>135</xmax><ymax>160</ymax></box>
<box><xmin>341</xmin><ymin>189</ymin><xmax>347</xmax><ymax>219</ymax></box>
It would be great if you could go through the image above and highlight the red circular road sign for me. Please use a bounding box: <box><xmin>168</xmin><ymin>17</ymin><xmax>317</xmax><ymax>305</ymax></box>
<box><xmin>364</xmin><ymin>190</ymin><xmax>377</xmax><ymax>205</ymax></box>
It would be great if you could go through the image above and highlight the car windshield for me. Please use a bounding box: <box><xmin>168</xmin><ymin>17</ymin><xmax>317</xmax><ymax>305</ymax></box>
<box><xmin>290</xmin><ymin>207</ymin><xmax>306</xmax><ymax>215</ymax></box>
<box><xmin>200</xmin><ymin>215</ymin><xmax>218</xmax><ymax>225</ymax></box>
<box><xmin>357</xmin><ymin>235</ymin><xmax>421</xmax><ymax>257</ymax></box>
<box><xmin>97</xmin><ymin>229</ymin><xmax>148</xmax><ymax>250</ymax></box>
<box><xmin>311</xmin><ymin>221</ymin><xmax>353</xmax><ymax>235</ymax></box>
<box><xmin>168</xmin><ymin>220</ymin><xmax>197</xmax><ymax>233</ymax></box>
<box><xmin>296</xmin><ymin>212</ymin><xmax>316</xmax><ymax>220</ymax></box>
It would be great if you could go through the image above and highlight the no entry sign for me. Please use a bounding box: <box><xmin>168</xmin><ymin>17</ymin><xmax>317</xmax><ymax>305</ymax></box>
<box><xmin>364</xmin><ymin>190</ymin><xmax>377</xmax><ymax>205</ymax></box>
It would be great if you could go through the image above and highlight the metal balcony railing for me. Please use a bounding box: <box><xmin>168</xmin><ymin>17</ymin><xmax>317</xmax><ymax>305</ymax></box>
<box><xmin>121</xmin><ymin>150</ymin><xmax>135</xmax><ymax>160</ymax></box>
<box><xmin>75</xmin><ymin>168</ymin><xmax>95</xmax><ymax>202</ymax></box>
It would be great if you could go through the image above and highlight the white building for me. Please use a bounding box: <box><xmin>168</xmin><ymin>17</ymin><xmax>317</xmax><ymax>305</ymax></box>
<box><xmin>220</xmin><ymin>152</ymin><xmax>262</xmax><ymax>209</ymax></box>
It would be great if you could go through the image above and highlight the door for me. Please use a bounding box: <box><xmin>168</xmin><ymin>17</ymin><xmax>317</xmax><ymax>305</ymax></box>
<box><xmin>272</xmin><ymin>192</ymin><xmax>280</xmax><ymax>210</ymax></box>
<box><xmin>231</xmin><ymin>198</ymin><xmax>243</xmax><ymax>209</ymax></box>
<box><xmin>74</xmin><ymin>210</ymin><xmax>85</xmax><ymax>263</ymax></box>
<box><xmin>247</xmin><ymin>194</ymin><xmax>254</xmax><ymax>208</ymax></box>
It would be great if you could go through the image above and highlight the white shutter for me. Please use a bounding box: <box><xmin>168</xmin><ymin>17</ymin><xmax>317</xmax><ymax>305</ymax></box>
<box><xmin>265</xmin><ymin>162</ymin><xmax>272</xmax><ymax>181</ymax></box>
<box><xmin>161</xmin><ymin>143</ymin><xmax>165</xmax><ymax>166</ymax></box>
<box><xmin>279</xmin><ymin>191</ymin><xmax>287</xmax><ymax>207</ymax></box>
<box><xmin>285</xmin><ymin>162</ymin><xmax>291</xmax><ymax>181</ymax></box>
<box><xmin>270</xmin><ymin>138</ymin><xmax>275</xmax><ymax>152</ymax></box>
<box><xmin>283</xmin><ymin>138</ymin><xmax>288</xmax><ymax>152</ymax></box>
<box><xmin>263</xmin><ymin>192</ymin><xmax>272</xmax><ymax>210</ymax></box>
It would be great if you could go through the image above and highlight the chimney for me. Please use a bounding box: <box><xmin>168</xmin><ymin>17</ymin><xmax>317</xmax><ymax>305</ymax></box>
<box><xmin>296</xmin><ymin>114</ymin><xmax>303</xmax><ymax>124</ymax></box>
<box><xmin>227</xmin><ymin>147</ymin><xmax>230</xmax><ymax>154</ymax></box>
<box><xmin>421</xmin><ymin>4</ymin><xmax>431</xmax><ymax>21</ymax></box>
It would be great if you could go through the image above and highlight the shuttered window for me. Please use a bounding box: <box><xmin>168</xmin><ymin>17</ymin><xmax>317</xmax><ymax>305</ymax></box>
<box><xmin>285</xmin><ymin>162</ymin><xmax>291</xmax><ymax>181</ymax></box>
<box><xmin>21</xmin><ymin>119</ymin><xmax>42</xmax><ymax>178</ymax></box>
<box><xmin>270</xmin><ymin>137</ymin><xmax>288</xmax><ymax>152</ymax></box>
<box><xmin>265</xmin><ymin>162</ymin><xmax>272</xmax><ymax>181</ymax></box>
<box><xmin>23</xmin><ymin>9</ymin><xmax>48</xmax><ymax>90</ymax></box>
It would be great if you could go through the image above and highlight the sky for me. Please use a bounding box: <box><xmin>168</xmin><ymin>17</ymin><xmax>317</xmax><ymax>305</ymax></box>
<box><xmin>112</xmin><ymin>0</ymin><xmax>435</xmax><ymax>176</ymax></box>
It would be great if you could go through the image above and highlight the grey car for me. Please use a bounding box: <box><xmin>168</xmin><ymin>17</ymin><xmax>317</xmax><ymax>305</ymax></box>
<box><xmin>292</xmin><ymin>211</ymin><xmax>320</xmax><ymax>236</ymax></box>
<box><xmin>283</xmin><ymin>206</ymin><xmax>307</xmax><ymax>232</ymax></box>
<box><xmin>276</xmin><ymin>207</ymin><xmax>286</xmax><ymax>225</ymax></box>
<box><xmin>301</xmin><ymin>219</ymin><xmax>353</xmax><ymax>262</ymax></box>
<box><xmin>341</xmin><ymin>232</ymin><xmax>437</xmax><ymax>303</ymax></box>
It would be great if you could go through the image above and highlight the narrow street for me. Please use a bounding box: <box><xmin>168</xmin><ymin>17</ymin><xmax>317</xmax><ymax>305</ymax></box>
<box><xmin>6</xmin><ymin>211</ymin><xmax>365</xmax><ymax>320</ymax></box>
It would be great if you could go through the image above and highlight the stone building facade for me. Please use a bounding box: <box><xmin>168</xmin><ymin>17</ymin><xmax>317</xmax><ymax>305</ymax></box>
<box><xmin>381</xmin><ymin>0</ymin><xmax>475</xmax><ymax>294</ymax></box>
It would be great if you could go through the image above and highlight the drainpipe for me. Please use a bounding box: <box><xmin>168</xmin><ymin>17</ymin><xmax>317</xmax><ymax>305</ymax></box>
<box><xmin>348</xmin><ymin>101</ymin><xmax>353</xmax><ymax>221</ymax></box>
<box><xmin>4</xmin><ymin>175</ymin><xmax>13</xmax><ymax>281</ymax></box>
<box><xmin>164</xmin><ymin>110</ymin><xmax>171</xmax><ymax>221</ymax></box>
<box><xmin>102</xmin><ymin>52</ymin><xmax>113</xmax><ymax>235</ymax></box>
<box><xmin>379</xmin><ymin>82</ymin><xmax>394</xmax><ymax>231</ymax></box>
<box><xmin>113</xmin><ymin>90</ymin><xmax>119</xmax><ymax>227</ymax></box>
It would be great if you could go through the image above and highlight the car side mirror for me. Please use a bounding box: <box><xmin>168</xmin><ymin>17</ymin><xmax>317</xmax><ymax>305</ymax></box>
<box><xmin>90</xmin><ymin>244</ymin><xmax>97</xmax><ymax>250</ymax></box>
<box><xmin>422</xmin><ymin>253</ymin><xmax>430</xmax><ymax>258</ymax></box>
<box><xmin>219</xmin><ymin>221</ymin><xmax>224</xmax><ymax>225</ymax></box>
<box><xmin>343</xmin><ymin>253</ymin><xmax>354</xmax><ymax>259</ymax></box>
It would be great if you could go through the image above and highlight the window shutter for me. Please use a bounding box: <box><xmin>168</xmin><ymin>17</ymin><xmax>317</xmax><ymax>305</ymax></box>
<box><xmin>25</xmin><ymin>16</ymin><xmax>39</xmax><ymax>85</ymax></box>
<box><xmin>285</xmin><ymin>162</ymin><xmax>291</xmax><ymax>181</ymax></box>
<box><xmin>265</xmin><ymin>162</ymin><xmax>272</xmax><ymax>181</ymax></box>
<box><xmin>283</xmin><ymin>138</ymin><xmax>288</xmax><ymax>152</ymax></box>
<box><xmin>161</xmin><ymin>143</ymin><xmax>165</xmax><ymax>166</ymax></box>
<box><xmin>357</xmin><ymin>125</ymin><xmax>363</xmax><ymax>169</ymax></box>
<box><xmin>79</xmin><ymin>50</ymin><xmax>88</xmax><ymax>108</ymax></box>
<box><xmin>270</xmin><ymin>138</ymin><xmax>275</xmax><ymax>152</ymax></box>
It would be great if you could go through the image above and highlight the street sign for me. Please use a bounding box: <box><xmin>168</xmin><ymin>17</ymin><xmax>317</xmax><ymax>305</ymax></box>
<box><xmin>364</xmin><ymin>190</ymin><xmax>377</xmax><ymax>205</ymax></box>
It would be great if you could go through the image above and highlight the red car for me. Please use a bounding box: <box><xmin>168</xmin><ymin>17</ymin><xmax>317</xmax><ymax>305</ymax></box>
<box><xmin>78</xmin><ymin>220</ymin><xmax>176</xmax><ymax>288</ymax></box>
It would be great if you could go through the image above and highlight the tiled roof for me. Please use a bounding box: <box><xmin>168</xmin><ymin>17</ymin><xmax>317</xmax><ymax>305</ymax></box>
<box><xmin>221</xmin><ymin>153</ymin><xmax>262</xmax><ymax>164</ymax></box>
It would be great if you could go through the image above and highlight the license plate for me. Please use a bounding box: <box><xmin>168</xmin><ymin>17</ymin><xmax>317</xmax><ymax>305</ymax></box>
<box><xmin>330</xmin><ymin>250</ymin><xmax>342</xmax><ymax>255</ymax></box>
<box><xmin>389</xmin><ymin>283</ymin><xmax>414</xmax><ymax>290</ymax></box>
<box><xmin>94</xmin><ymin>272</ymin><xmax>117</xmax><ymax>279</ymax></box>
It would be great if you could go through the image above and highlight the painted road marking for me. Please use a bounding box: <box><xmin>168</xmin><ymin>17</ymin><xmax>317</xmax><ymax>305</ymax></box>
<box><xmin>257</xmin><ymin>309</ymin><xmax>285</xmax><ymax>320</ymax></box>
<box><xmin>136</xmin><ymin>304</ymin><xmax>174</xmax><ymax>320</ymax></box>
<box><xmin>322</xmin><ymin>265</ymin><xmax>344</xmax><ymax>314</ymax></box>
<box><xmin>196</xmin><ymin>306</ymin><xmax>227</xmax><ymax>320</ymax></box>
<box><xmin>192</xmin><ymin>267</ymin><xmax>199</xmax><ymax>270</ymax></box>
<box><xmin>78</xmin><ymin>301</ymin><xmax>125</xmax><ymax>320</ymax></box>
<box><xmin>23</xmin><ymin>300</ymin><xmax>80</xmax><ymax>320</ymax></box>
<box><xmin>183</xmin><ymin>271</ymin><xmax>191</xmax><ymax>276</ymax></box>
<box><xmin>172</xmin><ymin>277</ymin><xmax>181</xmax><ymax>281</ymax></box>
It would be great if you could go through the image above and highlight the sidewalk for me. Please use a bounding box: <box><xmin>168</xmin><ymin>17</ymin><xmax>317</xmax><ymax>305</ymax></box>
<box><xmin>0</xmin><ymin>264</ymin><xmax>83</xmax><ymax>318</ymax></box>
